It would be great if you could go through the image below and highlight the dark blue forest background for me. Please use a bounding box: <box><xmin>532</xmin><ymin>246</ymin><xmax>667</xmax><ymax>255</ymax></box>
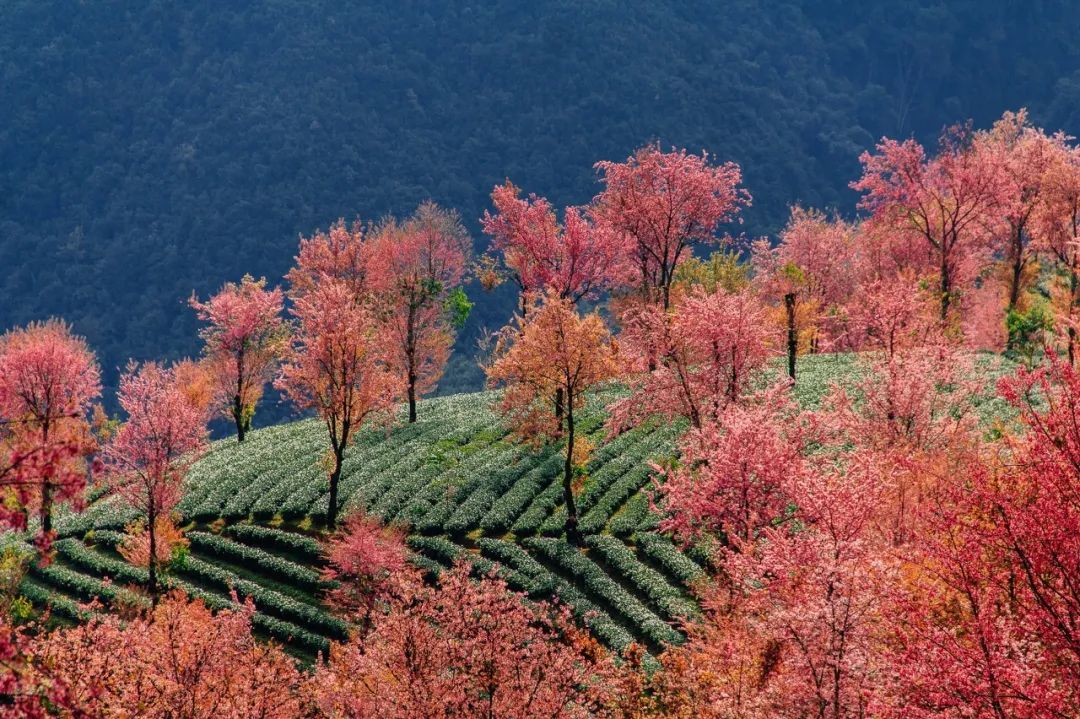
<box><xmin>4</xmin><ymin>0</ymin><xmax>1080</xmax><ymax>424</ymax></box>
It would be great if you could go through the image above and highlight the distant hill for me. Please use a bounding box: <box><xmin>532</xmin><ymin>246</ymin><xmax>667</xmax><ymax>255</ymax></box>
<box><xmin>3</xmin><ymin>0</ymin><xmax>1079</xmax><ymax>405</ymax></box>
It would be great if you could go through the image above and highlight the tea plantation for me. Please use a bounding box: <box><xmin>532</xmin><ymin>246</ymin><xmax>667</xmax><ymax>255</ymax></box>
<box><xmin>15</xmin><ymin>353</ymin><xmax>1010</xmax><ymax>662</ymax></box>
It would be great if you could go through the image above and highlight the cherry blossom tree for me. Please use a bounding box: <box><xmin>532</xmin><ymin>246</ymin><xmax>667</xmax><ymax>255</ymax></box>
<box><xmin>0</xmin><ymin>618</ymin><xmax>87</xmax><ymax>718</ymax></box>
<box><xmin>368</xmin><ymin>202</ymin><xmax>472</xmax><ymax>423</ymax></box>
<box><xmin>975</xmin><ymin>110</ymin><xmax>1059</xmax><ymax>320</ymax></box>
<box><xmin>190</xmin><ymin>275</ymin><xmax>288</xmax><ymax>441</ymax></box>
<box><xmin>608</xmin><ymin>287</ymin><xmax>773</xmax><ymax>431</ymax></box>
<box><xmin>277</xmin><ymin>279</ymin><xmax>400</xmax><ymax>529</ymax></box>
<box><xmin>309</xmin><ymin>560</ymin><xmax>610</xmax><ymax>719</ymax></box>
<box><xmin>481</xmin><ymin>181</ymin><xmax>629</xmax><ymax>313</ymax></box>
<box><xmin>286</xmin><ymin>218</ymin><xmax>369</xmax><ymax>300</ymax></box>
<box><xmin>843</xmin><ymin>269</ymin><xmax>939</xmax><ymax>358</ymax></box>
<box><xmin>753</xmin><ymin>207</ymin><xmax>859</xmax><ymax>377</ymax></box>
<box><xmin>31</xmin><ymin>591</ymin><xmax>306</xmax><ymax>718</ymax></box>
<box><xmin>321</xmin><ymin>510</ymin><xmax>418</xmax><ymax>635</ymax></box>
<box><xmin>485</xmin><ymin>293</ymin><xmax>619</xmax><ymax>539</ymax></box>
<box><xmin>1031</xmin><ymin>138</ymin><xmax>1080</xmax><ymax>363</ymax></box>
<box><xmin>593</xmin><ymin>144</ymin><xmax>751</xmax><ymax>310</ymax></box>
<box><xmin>852</xmin><ymin>126</ymin><xmax>1007</xmax><ymax>324</ymax></box>
<box><xmin>656</xmin><ymin>385</ymin><xmax>805</xmax><ymax>546</ymax></box>
<box><xmin>0</xmin><ymin>320</ymin><xmax>101</xmax><ymax>542</ymax></box>
<box><xmin>103</xmin><ymin>361</ymin><xmax>208</xmax><ymax>602</ymax></box>
<box><xmin>670</xmin><ymin>457</ymin><xmax>895</xmax><ymax>719</ymax></box>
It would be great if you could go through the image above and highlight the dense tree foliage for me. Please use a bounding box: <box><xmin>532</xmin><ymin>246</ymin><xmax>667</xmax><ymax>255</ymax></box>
<box><xmin>0</xmin><ymin>321</ymin><xmax>99</xmax><ymax>543</ymax></box>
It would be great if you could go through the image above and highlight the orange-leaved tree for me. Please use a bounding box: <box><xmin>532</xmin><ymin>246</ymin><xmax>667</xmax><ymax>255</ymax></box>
<box><xmin>276</xmin><ymin>279</ymin><xmax>400</xmax><ymax>530</ymax></box>
<box><xmin>485</xmin><ymin>292</ymin><xmax>618</xmax><ymax>540</ymax></box>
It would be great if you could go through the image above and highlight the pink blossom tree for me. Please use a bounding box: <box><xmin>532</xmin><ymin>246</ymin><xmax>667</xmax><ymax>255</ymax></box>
<box><xmin>974</xmin><ymin>110</ymin><xmax>1060</xmax><ymax>319</ymax></box>
<box><xmin>656</xmin><ymin>385</ymin><xmax>805</xmax><ymax>545</ymax></box>
<box><xmin>309</xmin><ymin>560</ymin><xmax>610</xmax><ymax>719</ymax></box>
<box><xmin>367</xmin><ymin>202</ymin><xmax>471</xmax><ymax>423</ymax></box>
<box><xmin>1031</xmin><ymin>138</ymin><xmax>1080</xmax><ymax>362</ymax></box>
<box><xmin>276</xmin><ymin>279</ymin><xmax>400</xmax><ymax>529</ymax></box>
<box><xmin>321</xmin><ymin>510</ymin><xmax>418</xmax><ymax>635</ymax></box>
<box><xmin>103</xmin><ymin>361</ymin><xmax>208</xmax><ymax>602</ymax></box>
<box><xmin>609</xmin><ymin>287</ymin><xmax>773</xmax><ymax>431</ymax></box>
<box><xmin>753</xmin><ymin>207</ymin><xmax>859</xmax><ymax>377</ymax></box>
<box><xmin>286</xmin><ymin>218</ymin><xmax>369</xmax><ymax>300</ymax></box>
<box><xmin>852</xmin><ymin>126</ymin><xmax>1007</xmax><ymax>324</ymax></box>
<box><xmin>189</xmin><ymin>274</ymin><xmax>288</xmax><ymax>441</ymax></box>
<box><xmin>481</xmin><ymin>181</ymin><xmax>629</xmax><ymax>314</ymax></box>
<box><xmin>593</xmin><ymin>144</ymin><xmax>751</xmax><ymax>310</ymax></box>
<box><xmin>0</xmin><ymin>320</ymin><xmax>101</xmax><ymax>541</ymax></box>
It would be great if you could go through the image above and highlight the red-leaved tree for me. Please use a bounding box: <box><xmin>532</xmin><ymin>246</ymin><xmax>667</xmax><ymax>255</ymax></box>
<box><xmin>753</xmin><ymin>207</ymin><xmax>860</xmax><ymax>376</ymax></box>
<box><xmin>670</xmin><ymin>457</ymin><xmax>895</xmax><ymax>719</ymax></box>
<box><xmin>190</xmin><ymin>274</ymin><xmax>288</xmax><ymax>441</ymax></box>
<box><xmin>481</xmin><ymin>181</ymin><xmax>629</xmax><ymax>313</ymax></box>
<box><xmin>287</xmin><ymin>218</ymin><xmax>369</xmax><ymax>300</ymax></box>
<box><xmin>321</xmin><ymin>510</ymin><xmax>418</xmax><ymax>635</ymax></box>
<box><xmin>1031</xmin><ymin>138</ymin><xmax>1080</xmax><ymax>363</ymax></box>
<box><xmin>485</xmin><ymin>292</ymin><xmax>619</xmax><ymax>539</ymax></box>
<box><xmin>29</xmin><ymin>591</ymin><xmax>306</xmax><ymax>718</ymax></box>
<box><xmin>656</xmin><ymin>385</ymin><xmax>805</xmax><ymax>546</ymax></box>
<box><xmin>104</xmin><ymin>361</ymin><xmax>207</xmax><ymax>603</ymax></box>
<box><xmin>367</xmin><ymin>202</ymin><xmax>471</xmax><ymax>423</ymax></box>
<box><xmin>0</xmin><ymin>320</ymin><xmax>101</xmax><ymax>544</ymax></box>
<box><xmin>852</xmin><ymin>126</ymin><xmax>1006</xmax><ymax>324</ymax></box>
<box><xmin>309</xmin><ymin>560</ymin><xmax>610</xmax><ymax>719</ymax></box>
<box><xmin>609</xmin><ymin>287</ymin><xmax>773</xmax><ymax>431</ymax></box>
<box><xmin>277</xmin><ymin>279</ymin><xmax>400</xmax><ymax>529</ymax></box>
<box><xmin>975</xmin><ymin>110</ymin><xmax>1060</xmax><ymax>320</ymax></box>
<box><xmin>593</xmin><ymin>144</ymin><xmax>750</xmax><ymax>310</ymax></box>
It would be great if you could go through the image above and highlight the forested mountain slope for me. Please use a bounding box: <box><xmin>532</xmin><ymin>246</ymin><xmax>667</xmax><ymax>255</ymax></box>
<box><xmin>3</xmin><ymin>0</ymin><xmax>1078</xmax><ymax>399</ymax></box>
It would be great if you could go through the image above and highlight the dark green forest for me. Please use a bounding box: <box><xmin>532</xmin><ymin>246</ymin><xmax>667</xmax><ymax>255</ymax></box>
<box><xmin>3</xmin><ymin>0</ymin><xmax>1080</xmax><ymax>417</ymax></box>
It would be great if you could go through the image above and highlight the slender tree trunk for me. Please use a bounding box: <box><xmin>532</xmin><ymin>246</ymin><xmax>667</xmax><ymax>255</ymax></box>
<box><xmin>1070</xmin><ymin>265</ymin><xmax>1079</xmax><ymax>367</ymax></box>
<box><xmin>661</xmin><ymin>266</ymin><xmax>672</xmax><ymax>312</ymax></box>
<box><xmin>1007</xmin><ymin>226</ymin><xmax>1024</xmax><ymax>312</ymax></box>
<box><xmin>727</xmin><ymin>345</ymin><xmax>739</xmax><ymax>404</ymax></box>
<box><xmin>327</xmin><ymin>446</ymin><xmax>344</xmax><ymax>530</ymax></box>
<box><xmin>233</xmin><ymin>394</ymin><xmax>246</xmax><ymax>443</ymax></box>
<box><xmin>784</xmin><ymin>292</ymin><xmax>797</xmax><ymax>381</ymax></box>
<box><xmin>554</xmin><ymin>387</ymin><xmax>564</xmax><ymax>425</ymax></box>
<box><xmin>40</xmin><ymin>423</ymin><xmax>52</xmax><ymax>535</ymax></box>
<box><xmin>563</xmin><ymin>394</ymin><xmax>579</xmax><ymax>543</ymax></box>
<box><xmin>234</xmin><ymin>348</ymin><xmax>247</xmax><ymax>442</ymax></box>
<box><xmin>940</xmin><ymin>252</ymin><xmax>951</xmax><ymax>323</ymax></box>
<box><xmin>408</xmin><ymin>383</ymin><xmax>417</xmax><ymax>424</ymax></box>
<box><xmin>147</xmin><ymin>499</ymin><xmax>158</xmax><ymax>606</ymax></box>
<box><xmin>407</xmin><ymin>304</ymin><xmax>418</xmax><ymax>423</ymax></box>
<box><xmin>1005</xmin><ymin>225</ymin><xmax>1025</xmax><ymax>351</ymax></box>
<box><xmin>40</xmin><ymin>484</ymin><xmax>52</xmax><ymax>535</ymax></box>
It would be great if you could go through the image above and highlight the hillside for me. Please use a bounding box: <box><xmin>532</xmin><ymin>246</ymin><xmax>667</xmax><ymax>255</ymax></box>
<box><xmin>14</xmin><ymin>353</ymin><xmax>1015</xmax><ymax>662</ymax></box>
<box><xmin>4</xmin><ymin>1</ymin><xmax>1079</xmax><ymax>405</ymax></box>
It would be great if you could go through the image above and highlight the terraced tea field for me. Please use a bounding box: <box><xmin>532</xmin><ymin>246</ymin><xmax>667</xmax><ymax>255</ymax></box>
<box><xmin>17</xmin><ymin>353</ymin><xmax>1012</xmax><ymax>661</ymax></box>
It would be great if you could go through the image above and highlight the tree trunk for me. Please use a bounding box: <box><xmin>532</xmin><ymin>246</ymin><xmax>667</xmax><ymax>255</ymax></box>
<box><xmin>1005</xmin><ymin>225</ymin><xmax>1025</xmax><ymax>351</ymax></box>
<box><xmin>234</xmin><ymin>348</ymin><xmax>247</xmax><ymax>442</ymax></box>
<box><xmin>784</xmin><ymin>292</ymin><xmax>797</xmax><ymax>381</ymax></box>
<box><xmin>233</xmin><ymin>393</ymin><xmax>246</xmax><ymax>443</ymax></box>
<box><xmin>1071</xmin><ymin>266</ymin><xmax>1079</xmax><ymax>367</ymax></box>
<box><xmin>553</xmin><ymin>387</ymin><xmax>564</xmax><ymax>425</ymax></box>
<box><xmin>940</xmin><ymin>253</ymin><xmax>951</xmax><ymax>323</ymax></box>
<box><xmin>40</xmin><ymin>483</ymin><xmax>52</xmax><ymax>536</ymax></box>
<box><xmin>327</xmin><ymin>447</ymin><xmax>344</xmax><ymax>530</ymax></box>
<box><xmin>563</xmin><ymin>395</ymin><xmax>579</xmax><ymax>543</ymax></box>
<box><xmin>407</xmin><ymin>304</ymin><xmax>418</xmax><ymax>423</ymax></box>
<box><xmin>148</xmin><ymin>501</ymin><xmax>159</xmax><ymax>606</ymax></box>
<box><xmin>40</xmin><ymin>422</ymin><xmax>52</xmax><ymax>535</ymax></box>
